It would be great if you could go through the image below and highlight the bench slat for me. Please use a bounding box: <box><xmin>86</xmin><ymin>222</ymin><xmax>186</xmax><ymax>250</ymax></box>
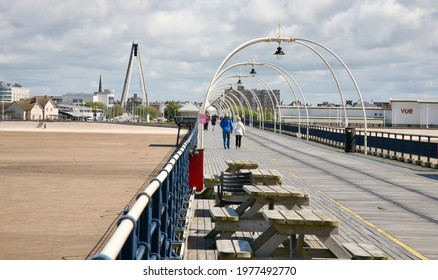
<box><xmin>281</xmin><ymin>185</ymin><xmax>308</xmax><ymax>198</ymax></box>
<box><xmin>313</xmin><ymin>210</ymin><xmax>340</xmax><ymax>227</ymax></box>
<box><xmin>222</xmin><ymin>207</ymin><xmax>239</xmax><ymax>222</ymax></box>
<box><xmin>280</xmin><ymin>210</ymin><xmax>305</xmax><ymax>225</ymax></box>
<box><xmin>357</xmin><ymin>243</ymin><xmax>388</xmax><ymax>260</ymax></box>
<box><xmin>263</xmin><ymin>209</ymin><xmax>288</xmax><ymax>224</ymax></box>
<box><xmin>210</xmin><ymin>207</ymin><xmax>227</xmax><ymax>222</ymax></box>
<box><xmin>216</xmin><ymin>240</ymin><xmax>236</xmax><ymax>258</ymax></box>
<box><xmin>216</xmin><ymin>240</ymin><xmax>252</xmax><ymax>260</ymax></box>
<box><xmin>342</xmin><ymin>243</ymin><xmax>373</xmax><ymax>260</ymax></box>
<box><xmin>295</xmin><ymin>209</ymin><xmax>324</xmax><ymax>226</ymax></box>
<box><xmin>209</xmin><ymin>207</ymin><xmax>239</xmax><ymax>222</ymax></box>
<box><xmin>233</xmin><ymin>240</ymin><xmax>253</xmax><ymax>259</ymax></box>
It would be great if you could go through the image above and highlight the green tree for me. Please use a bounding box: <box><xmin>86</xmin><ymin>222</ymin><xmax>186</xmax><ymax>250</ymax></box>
<box><xmin>165</xmin><ymin>101</ymin><xmax>182</xmax><ymax>120</ymax></box>
<box><xmin>147</xmin><ymin>106</ymin><xmax>158</xmax><ymax>121</ymax></box>
<box><xmin>112</xmin><ymin>104</ymin><xmax>124</xmax><ymax>118</ymax></box>
<box><xmin>135</xmin><ymin>105</ymin><xmax>158</xmax><ymax>122</ymax></box>
<box><xmin>85</xmin><ymin>101</ymin><xmax>106</xmax><ymax>110</ymax></box>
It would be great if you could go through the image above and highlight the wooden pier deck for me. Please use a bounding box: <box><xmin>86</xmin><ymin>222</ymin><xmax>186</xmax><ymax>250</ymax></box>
<box><xmin>184</xmin><ymin>126</ymin><xmax>438</xmax><ymax>260</ymax></box>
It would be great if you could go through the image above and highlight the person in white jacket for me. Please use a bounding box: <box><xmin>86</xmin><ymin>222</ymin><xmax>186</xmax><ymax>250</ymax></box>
<box><xmin>233</xmin><ymin>116</ymin><xmax>246</xmax><ymax>148</ymax></box>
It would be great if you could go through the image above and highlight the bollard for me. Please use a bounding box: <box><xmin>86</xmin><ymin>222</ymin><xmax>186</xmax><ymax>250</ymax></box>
<box><xmin>344</xmin><ymin>127</ymin><xmax>356</xmax><ymax>153</ymax></box>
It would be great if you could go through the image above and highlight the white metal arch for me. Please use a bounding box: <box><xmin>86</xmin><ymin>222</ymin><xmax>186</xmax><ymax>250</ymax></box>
<box><xmin>200</xmin><ymin>36</ymin><xmax>367</xmax><ymax>151</ymax></box>
<box><xmin>208</xmin><ymin>75</ymin><xmax>266</xmax><ymax>129</ymax></box>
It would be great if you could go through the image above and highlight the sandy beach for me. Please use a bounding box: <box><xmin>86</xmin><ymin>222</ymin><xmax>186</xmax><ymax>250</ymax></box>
<box><xmin>0</xmin><ymin>121</ymin><xmax>181</xmax><ymax>259</ymax></box>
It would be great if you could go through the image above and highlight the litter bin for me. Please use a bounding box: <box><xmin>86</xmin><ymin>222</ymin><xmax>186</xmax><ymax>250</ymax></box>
<box><xmin>344</xmin><ymin>127</ymin><xmax>356</xmax><ymax>153</ymax></box>
<box><xmin>189</xmin><ymin>147</ymin><xmax>204</xmax><ymax>191</ymax></box>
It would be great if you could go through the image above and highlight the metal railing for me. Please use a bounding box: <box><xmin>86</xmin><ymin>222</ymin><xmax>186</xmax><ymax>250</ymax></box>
<box><xmin>256</xmin><ymin>120</ymin><xmax>438</xmax><ymax>167</ymax></box>
<box><xmin>92</xmin><ymin>124</ymin><xmax>198</xmax><ymax>260</ymax></box>
<box><xmin>355</xmin><ymin>130</ymin><xmax>438</xmax><ymax>165</ymax></box>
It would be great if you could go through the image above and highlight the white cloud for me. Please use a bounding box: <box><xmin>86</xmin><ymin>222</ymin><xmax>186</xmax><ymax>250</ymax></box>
<box><xmin>0</xmin><ymin>0</ymin><xmax>437</xmax><ymax>105</ymax></box>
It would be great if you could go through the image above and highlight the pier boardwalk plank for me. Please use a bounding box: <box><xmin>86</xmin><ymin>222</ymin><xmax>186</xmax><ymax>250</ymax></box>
<box><xmin>184</xmin><ymin>126</ymin><xmax>438</xmax><ymax>260</ymax></box>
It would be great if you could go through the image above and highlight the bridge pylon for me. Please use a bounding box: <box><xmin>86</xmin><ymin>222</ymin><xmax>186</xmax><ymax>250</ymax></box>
<box><xmin>120</xmin><ymin>42</ymin><xmax>149</xmax><ymax>122</ymax></box>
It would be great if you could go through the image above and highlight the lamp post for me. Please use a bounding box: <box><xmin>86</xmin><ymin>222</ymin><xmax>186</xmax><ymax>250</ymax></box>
<box><xmin>1</xmin><ymin>95</ymin><xmax>4</xmax><ymax>121</ymax></box>
<box><xmin>426</xmin><ymin>104</ymin><xmax>429</xmax><ymax>129</ymax></box>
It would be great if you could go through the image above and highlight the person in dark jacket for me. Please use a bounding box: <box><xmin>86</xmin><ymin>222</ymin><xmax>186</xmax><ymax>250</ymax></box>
<box><xmin>220</xmin><ymin>113</ymin><xmax>233</xmax><ymax>149</ymax></box>
<box><xmin>211</xmin><ymin>114</ymin><xmax>217</xmax><ymax>131</ymax></box>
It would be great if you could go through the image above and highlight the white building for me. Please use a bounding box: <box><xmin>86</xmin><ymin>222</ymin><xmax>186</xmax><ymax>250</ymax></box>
<box><xmin>0</xmin><ymin>82</ymin><xmax>30</xmax><ymax>102</ymax></box>
<box><xmin>60</xmin><ymin>90</ymin><xmax>115</xmax><ymax>108</ymax></box>
<box><xmin>61</xmin><ymin>93</ymin><xmax>94</xmax><ymax>104</ymax></box>
<box><xmin>3</xmin><ymin>97</ymin><xmax>58</xmax><ymax>121</ymax></box>
<box><xmin>390</xmin><ymin>98</ymin><xmax>438</xmax><ymax>127</ymax></box>
<box><xmin>93</xmin><ymin>89</ymin><xmax>115</xmax><ymax>107</ymax></box>
<box><xmin>178</xmin><ymin>102</ymin><xmax>200</xmax><ymax>118</ymax></box>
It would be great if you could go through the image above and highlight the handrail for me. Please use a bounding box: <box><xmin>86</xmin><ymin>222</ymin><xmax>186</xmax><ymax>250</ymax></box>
<box><xmin>92</xmin><ymin>123</ymin><xmax>198</xmax><ymax>260</ymax></box>
<box><xmin>258</xmin><ymin>121</ymin><xmax>438</xmax><ymax>167</ymax></box>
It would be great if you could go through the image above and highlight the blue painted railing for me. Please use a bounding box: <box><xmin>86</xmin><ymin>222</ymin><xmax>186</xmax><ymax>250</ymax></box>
<box><xmin>255</xmin><ymin>120</ymin><xmax>438</xmax><ymax>165</ymax></box>
<box><xmin>92</xmin><ymin>124</ymin><xmax>198</xmax><ymax>260</ymax></box>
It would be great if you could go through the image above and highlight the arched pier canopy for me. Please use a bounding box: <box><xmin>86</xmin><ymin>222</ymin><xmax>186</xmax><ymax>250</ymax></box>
<box><xmin>200</xmin><ymin>27</ymin><xmax>368</xmax><ymax>150</ymax></box>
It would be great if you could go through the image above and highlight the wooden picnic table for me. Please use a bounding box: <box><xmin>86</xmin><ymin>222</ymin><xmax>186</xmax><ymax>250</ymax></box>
<box><xmin>225</xmin><ymin>160</ymin><xmax>260</xmax><ymax>173</ymax></box>
<box><xmin>240</xmin><ymin>168</ymin><xmax>283</xmax><ymax>185</ymax></box>
<box><xmin>206</xmin><ymin>185</ymin><xmax>309</xmax><ymax>240</ymax></box>
<box><xmin>236</xmin><ymin>185</ymin><xmax>309</xmax><ymax>219</ymax></box>
<box><xmin>251</xmin><ymin>209</ymin><xmax>352</xmax><ymax>259</ymax></box>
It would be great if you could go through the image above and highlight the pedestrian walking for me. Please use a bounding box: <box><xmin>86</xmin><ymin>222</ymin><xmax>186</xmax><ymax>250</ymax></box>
<box><xmin>204</xmin><ymin>114</ymin><xmax>210</xmax><ymax>130</ymax></box>
<box><xmin>220</xmin><ymin>113</ymin><xmax>233</xmax><ymax>149</ymax></box>
<box><xmin>211</xmin><ymin>114</ymin><xmax>217</xmax><ymax>131</ymax></box>
<box><xmin>234</xmin><ymin>116</ymin><xmax>245</xmax><ymax>148</ymax></box>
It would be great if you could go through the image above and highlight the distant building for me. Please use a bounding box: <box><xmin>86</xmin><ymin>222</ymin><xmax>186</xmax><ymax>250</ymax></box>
<box><xmin>37</xmin><ymin>96</ymin><xmax>59</xmax><ymax>120</ymax></box>
<box><xmin>61</xmin><ymin>93</ymin><xmax>94</xmax><ymax>104</ymax></box>
<box><xmin>57</xmin><ymin>91</ymin><xmax>114</xmax><ymax>107</ymax></box>
<box><xmin>93</xmin><ymin>75</ymin><xmax>115</xmax><ymax>107</ymax></box>
<box><xmin>58</xmin><ymin>104</ymin><xmax>103</xmax><ymax>121</ymax></box>
<box><xmin>390</xmin><ymin>98</ymin><xmax>438</xmax><ymax>127</ymax></box>
<box><xmin>279</xmin><ymin>105</ymin><xmax>390</xmax><ymax>128</ymax></box>
<box><xmin>93</xmin><ymin>89</ymin><xmax>115</xmax><ymax>107</ymax></box>
<box><xmin>0</xmin><ymin>82</ymin><xmax>30</xmax><ymax>102</ymax></box>
<box><xmin>225</xmin><ymin>84</ymin><xmax>281</xmax><ymax>111</ymax></box>
<box><xmin>125</xmin><ymin>93</ymin><xmax>143</xmax><ymax>114</ymax></box>
<box><xmin>59</xmin><ymin>76</ymin><xmax>114</xmax><ymax>108</ymax></box>
<box><xmin>4</xmin><ymin>96</ymin><xmax>58</xmax><ymax>121</ymax></box>
<box><xmin>178</xmin><ymin>102</ymin><xmax>199</xmax><ymax>118</ymax></box>
<box><xmin>6</xmin><ymin>100</ymin><xmax>42</xmax><ymax>120</ymax></box>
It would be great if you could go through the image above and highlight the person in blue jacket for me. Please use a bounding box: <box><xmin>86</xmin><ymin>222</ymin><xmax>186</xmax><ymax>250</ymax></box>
<box><xmin>220</xmin><ymin>113</ymin><xmax>233</xmax><ymax>149</ymax></box>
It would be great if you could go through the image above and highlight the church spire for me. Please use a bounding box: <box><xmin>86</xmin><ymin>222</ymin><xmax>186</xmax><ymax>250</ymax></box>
<box><xmin>98</xmin><ymin>75</ymin><xmax>102</xmax><ymax>92</ymax></box>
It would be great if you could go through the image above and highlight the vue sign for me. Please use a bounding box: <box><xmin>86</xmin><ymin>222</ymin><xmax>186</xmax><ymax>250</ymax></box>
<box><xmin>401</xmin><ymin>109</ymin><xmax>413</xmax><ymax>114</ymax></box>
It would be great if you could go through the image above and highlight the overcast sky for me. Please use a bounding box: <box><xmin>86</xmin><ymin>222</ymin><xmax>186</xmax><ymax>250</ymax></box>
<box><xmin>1</xmin><ymin>0</ymin><xmax>437</xmax><ymax>106</ymax></box>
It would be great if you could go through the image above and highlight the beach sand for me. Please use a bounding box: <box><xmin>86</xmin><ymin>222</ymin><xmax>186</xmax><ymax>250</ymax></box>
<box><xmin>0</xmin><ymin>121</ymin><xmax>182</xmax><ymax>259</ymax></box>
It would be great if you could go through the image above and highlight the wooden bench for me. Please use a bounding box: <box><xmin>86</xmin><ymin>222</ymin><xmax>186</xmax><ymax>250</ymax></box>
<box><xmin>216</xmin><ymin>239</ymin><xmax>252</xmax><ymax>259</ymax></box>
<box><xmin>206</xmin><ymin>207</ymin><xmax>268</xmax><ymax>240</ymax></box>
<box><xmin>240</xmin><ymin>169</ymin><xmax>283</xmax><ymax>185</ymax></box>
<box><xmin>251</xmin><ymin>209</ymin><xmax>352</xmax><ymax>259</ymax></box>
<box><xmin>201</xmin><ymin>173</ymin><xmax>220</xmax><ymax>198</ymax></box>
<box><xmin>225</xmin><ymin>160</ymin><xmax>260</xmax><ymax>173</ymax></box>
<box><xmin>342</xmin><ymin>243</ymin><xmax>388</xmax><ymax>260</ymax></box>
<box><xmin>209</xmin><ymin>207</ymin><xmax>239</xmax><ymax>222</ymax></box>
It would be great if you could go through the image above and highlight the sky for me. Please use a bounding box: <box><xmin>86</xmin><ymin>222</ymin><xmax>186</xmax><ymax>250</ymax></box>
<box><xmin>1</xmin><ymin>0</ymin><xmax>437</xmax><ymax>106</ymax></box>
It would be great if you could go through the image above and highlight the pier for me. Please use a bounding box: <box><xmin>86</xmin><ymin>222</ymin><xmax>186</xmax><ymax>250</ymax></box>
<box><xmin>185</xmin><ymin>125</ymin><xmax>438</xmax><ymax>260</ymax></box>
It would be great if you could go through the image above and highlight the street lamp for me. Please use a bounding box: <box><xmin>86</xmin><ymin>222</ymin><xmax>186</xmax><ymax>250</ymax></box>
<box><xmin>249</xmin><ymin>68</ymin><xmax>257</xmax><ymax>76</ymax></box>
<box><xmin>274</xmin><ymin>45</ymin><xmax>285</xmax><ymax>60</ymax></box>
